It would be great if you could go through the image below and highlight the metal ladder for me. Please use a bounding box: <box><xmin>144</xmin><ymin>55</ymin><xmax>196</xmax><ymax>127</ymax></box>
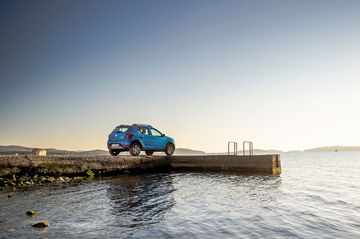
<box><xmin>228</xmin><ymin>141</ymin><xmax>253</xmax><ymax>155</ymax></box>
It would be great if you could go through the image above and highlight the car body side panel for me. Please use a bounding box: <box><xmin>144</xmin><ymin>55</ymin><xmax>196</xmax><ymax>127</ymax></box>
<box><xmin>138</xmin><ymin>134</ymin><xmax>153</xmax><ymax>148</ymax></box>
<box><xmin>153</xmin><ymin>136</ymin><xmax>167</xmax><ymax>149</ymax></box>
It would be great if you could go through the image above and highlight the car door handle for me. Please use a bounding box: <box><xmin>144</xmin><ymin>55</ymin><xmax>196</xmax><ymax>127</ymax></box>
<box><xmin>140</xmin><ymin>136</ymin><xmax>144</xmax><ymax>138</ymax></box>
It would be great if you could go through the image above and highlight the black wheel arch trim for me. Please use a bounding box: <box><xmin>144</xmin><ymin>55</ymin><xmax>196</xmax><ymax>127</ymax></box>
<box><xmin>130</xmin><ymin>140</ymin><xmax>143</xmax><ymax>149</ymax></box>
<box><xmin>166</xmin><ymin>142</ymin><xmax>175</xmax><ymax>148</ymax></box>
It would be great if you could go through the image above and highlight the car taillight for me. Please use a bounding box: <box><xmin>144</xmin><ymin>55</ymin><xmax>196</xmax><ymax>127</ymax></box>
<box><xmin>125</xmin><ymin>133</ymin><xmax>133</xmax><ymax>139</ymax></box>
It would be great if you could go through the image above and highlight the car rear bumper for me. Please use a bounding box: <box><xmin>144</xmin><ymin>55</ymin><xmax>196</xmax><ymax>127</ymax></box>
<box><xmin>107</xmin><ymin>140</ymin><xmax>130</xmax><ymax>150</ymax></box>
<box><xmin>109</xmin><ymin>143</ymin><xmax>124</xmax><ymax>150</ymax></box>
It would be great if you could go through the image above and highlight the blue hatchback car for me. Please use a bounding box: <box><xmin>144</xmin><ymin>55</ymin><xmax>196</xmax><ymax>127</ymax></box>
<box><xmin>107</xmin><ymin>124</ymin><xmax>175</xmax><ymax>156</ymax></box>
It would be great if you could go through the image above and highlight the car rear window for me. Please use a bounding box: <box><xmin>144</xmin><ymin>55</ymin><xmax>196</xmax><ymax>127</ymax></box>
<box><xmin>113</xmin><ymin>126</ymin><xmax>129</xmax><ymax>133</ymax></box>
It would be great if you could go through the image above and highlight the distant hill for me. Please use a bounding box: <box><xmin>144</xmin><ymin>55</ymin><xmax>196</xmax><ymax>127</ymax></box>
<box><xmin>0</xmin><ymin>145</ymin><xmax>108</xmax><ymax>155</ymax></box>
<box><xmin>251</xmin><ymin>149</ymin><xmax>282</xmax><ymax>153</ymax></box>
<box><xmin>0</xmin><ymin>145</ymin><xmax>32</xmax><ymax>152</ymax></box>
<box><xmin>174</xmin><ymin>148</ymin><xmax>205</xmax><ymax>154</ymax></box>
<box><xmin>77</xmin><ymin>150</ymin><xmax>109</xmax><ymax>155</ymax></box>
<box><xmin>0</xmin><ymin>145</ymin><xmax>205</xmax><ymax>155</ymax></box>
<box><xmin>304</xmin><ymin>146</ymin><xmax>360</xmax><ymax>152</ymax></box>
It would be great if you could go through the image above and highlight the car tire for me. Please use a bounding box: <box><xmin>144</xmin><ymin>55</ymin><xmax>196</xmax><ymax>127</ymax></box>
<box><xmin>130</xmin><ymin>142</ymin><xmax>141</xmax><ymax>156</ymax></box>
<box><xmin>145</xmin><ymin>151</ymin><xmax>153</xmax><ymax>156</ymax></box>
<box><xmin>165</xmin><ymin>143</ymin><xmax>175</xmax><ymax>156</ymax></box>
<box><xmin>109</xmin><ymin>149</ymin><xmax>120</xmax><ymax>156</ymax></box>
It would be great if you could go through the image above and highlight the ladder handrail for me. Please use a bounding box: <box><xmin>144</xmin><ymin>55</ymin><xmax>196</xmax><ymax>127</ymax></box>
<box><xmin>228</xmin><ymin>141</ymin><xmax>238</xmax><ymax>155</ymax></box>
<box><xmin>243</xmin><ymin>141</ymin><xmax>253</xmax><ymax>155</ymax></box>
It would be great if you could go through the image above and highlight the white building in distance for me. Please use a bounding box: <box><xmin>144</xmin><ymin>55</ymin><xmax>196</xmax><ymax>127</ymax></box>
<box><xmin>32</xmin><ymin>148</ymin><xmax>47</xmax><ymax>156</ymax></box>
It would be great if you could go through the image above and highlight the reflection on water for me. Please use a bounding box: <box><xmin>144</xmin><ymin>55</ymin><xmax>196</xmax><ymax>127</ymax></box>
<box><xmin>107</xmin><ymin>173</ymin><xmax>175</xmax><ymax>230</ymax></box>
<box><xmin>1</xmin><ymin>152</ymin><xmax>360</xmax><ymax>238</ymax></box>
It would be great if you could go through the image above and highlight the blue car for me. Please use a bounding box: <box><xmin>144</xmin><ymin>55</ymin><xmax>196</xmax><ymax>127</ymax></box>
<box><xmin>107</xmin><ymin>124</ymin><xmax>175</xmax><ymax>156</ymax></box>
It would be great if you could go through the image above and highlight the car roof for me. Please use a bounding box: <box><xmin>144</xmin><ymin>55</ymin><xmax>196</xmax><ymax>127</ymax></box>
<box><xmin>116</xmin><ymin>124</ymin><xmax>152</xmax><ymax>128</ymax></box>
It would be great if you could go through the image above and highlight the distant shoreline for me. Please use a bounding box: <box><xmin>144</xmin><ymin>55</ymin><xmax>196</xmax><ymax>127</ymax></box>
<box><xmin>1</xmin><ymin>145</ymin><xmax>360</xmax><ymax>155</ymax></box>
<box><xmin>0</xmin><ymin>145</ymin><xmax>205</xmax><ymax>155</ymax></box>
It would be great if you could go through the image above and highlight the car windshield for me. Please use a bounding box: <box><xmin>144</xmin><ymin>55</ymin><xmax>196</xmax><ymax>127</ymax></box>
<box><xmin>113</xmin><ymin>126</ymin><xmax>129</xmax><ymax>133</ymax></box>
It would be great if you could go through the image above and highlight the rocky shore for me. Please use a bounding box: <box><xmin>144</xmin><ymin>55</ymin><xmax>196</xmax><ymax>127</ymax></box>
<box><xmin>0</xmin><ymin>174</ymin><xmax>93</xmax><ymax>189</ymax></box>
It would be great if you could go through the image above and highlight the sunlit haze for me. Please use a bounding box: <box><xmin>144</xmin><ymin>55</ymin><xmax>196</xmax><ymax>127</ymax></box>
<box><xmin>1</xmin><ymin>0</ymin><xmax>360</xmax><ymax>152</ymax></box>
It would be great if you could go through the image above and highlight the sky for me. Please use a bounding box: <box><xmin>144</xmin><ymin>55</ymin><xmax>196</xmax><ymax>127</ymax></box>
<box><xmin>1</xmin><ymin>0</ymin><xmax>360</xmax><ymax>152</ymax></box>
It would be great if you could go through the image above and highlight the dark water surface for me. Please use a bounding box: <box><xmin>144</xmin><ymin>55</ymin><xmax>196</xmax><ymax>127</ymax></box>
<box><xmin>0</xmin><ymin>152</ymin><xmax>359</xmax><ymax>238</ymax></box>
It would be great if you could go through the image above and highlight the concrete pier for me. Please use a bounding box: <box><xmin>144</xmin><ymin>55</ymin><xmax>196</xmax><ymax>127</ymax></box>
<box><xmin>0</xmin><ymin>154</ymin><xmax>281</xmax><ymax>177</ymax></box>
<box><xmin>170</xmin><ymin>154</ymin><xmax>281</xmax><ymax>174</ymax></box>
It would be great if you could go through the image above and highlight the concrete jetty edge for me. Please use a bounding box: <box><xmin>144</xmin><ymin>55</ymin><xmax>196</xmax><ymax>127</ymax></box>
<box><xmin>0</xmin><ymin>154</ymin><xmax>281</xmax><ymax>177</ymax></box>
<box><xmin>170</xmin><ymin>154</ymin><xmax>281</xmax><ymax>174</ymax></box>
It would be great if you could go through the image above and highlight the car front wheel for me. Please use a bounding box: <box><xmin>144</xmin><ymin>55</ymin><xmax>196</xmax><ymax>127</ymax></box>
<box><xmin>130</xmin><ymin>142</ymin><xmax>141</xmax><ymax>156</ymax></box>
<box><xmin>165</xmin><ymin>143</ymin><xmax>175</xmax><ymax>156</ymax></box>
<box><xmin>109</xmin><ymin>149</ymin><xmax>120</xmax><ymax>156</ymax></box>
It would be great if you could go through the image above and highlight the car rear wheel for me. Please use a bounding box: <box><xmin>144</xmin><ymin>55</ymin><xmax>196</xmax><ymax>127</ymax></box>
<box><xmin>130</xmin><ymin>142</ymin><xmax>141</xmax><ymax>156</ymax></box>
<box><xmin>109</xmin><ymin>149</ymin><xmax>120</xmax><ymax>156</ymax></box>
<box><xmin>165</xmin><ymin>143</ymin><xmax>175</xmax><ymax>156</ymax></box>
<box><xmin>145</xmin><ymin>151</ymin><xmax>153</xmax><ymax>156</ymax></box>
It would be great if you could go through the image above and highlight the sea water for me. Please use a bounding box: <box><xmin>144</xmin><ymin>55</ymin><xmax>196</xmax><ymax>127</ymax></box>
<box><xmin>0</xmin><ymin>152</ymin><xmax>359</xmax><ymax>238</ymax></box>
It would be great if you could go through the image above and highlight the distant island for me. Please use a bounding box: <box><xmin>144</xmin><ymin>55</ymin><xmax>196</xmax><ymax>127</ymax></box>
<box><xmin>0</xmin><ymin>145</ymin><xmax>205</xmax><ymax>155</ymax></box>
<box><xmin>303</xmin><ymin>146</ymin><xmax>360</xmax><ymax>152</ymax></box>
<box><xmin>242</xmin><ymin>146</ymin><xmax>360</xmax><ymax>153</ymax></box>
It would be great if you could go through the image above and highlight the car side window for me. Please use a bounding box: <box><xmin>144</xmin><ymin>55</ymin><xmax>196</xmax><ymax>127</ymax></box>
<box><xmin>137</xmin><ymin>127</ymin><xmax>149</xmax><ymax>135</ymax></box>
<box><xmin>150</xmin><ymin>128</ymin><xmax>162</xmax><ymax>137</ymax></box>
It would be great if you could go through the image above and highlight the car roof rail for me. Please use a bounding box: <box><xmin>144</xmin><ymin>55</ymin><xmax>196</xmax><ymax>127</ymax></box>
<box><xmin>132</xmin><ymin>124</ymin><xmax>152</xmax><ymax>127</ymax></box>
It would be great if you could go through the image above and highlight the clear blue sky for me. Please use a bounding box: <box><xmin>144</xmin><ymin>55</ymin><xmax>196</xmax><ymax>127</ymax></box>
<box><xmin>1</xmin><ymin>0</ymin><xmax>360</xmax><ymax>152</ymax></box>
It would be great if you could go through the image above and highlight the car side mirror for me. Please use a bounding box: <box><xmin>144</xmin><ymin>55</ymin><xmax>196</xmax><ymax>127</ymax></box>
<box><xmin>161</xmin><ymin>134</ymin><xmax>165</xmax><ymax>137</ymax></box>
